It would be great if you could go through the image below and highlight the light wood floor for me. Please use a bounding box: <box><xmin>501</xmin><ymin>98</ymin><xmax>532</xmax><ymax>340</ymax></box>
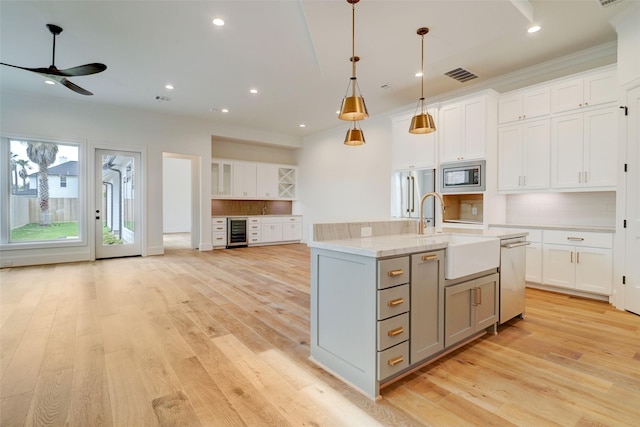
<box><xmin>1</xmin><ymin>243</ymin><xmax>639</xmax><ymax>426</ymax></box>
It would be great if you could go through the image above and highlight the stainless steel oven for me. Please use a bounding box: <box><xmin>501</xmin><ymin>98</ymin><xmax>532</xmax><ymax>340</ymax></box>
<box><xmin>440</xmin><ymin>160</ymin><xmax>485</xmax><ymax>193</ymax></box>
<box><xmin>226</xmin><ymin>217</ymin><xmax>248</xmax><ymax>248</ymax></box>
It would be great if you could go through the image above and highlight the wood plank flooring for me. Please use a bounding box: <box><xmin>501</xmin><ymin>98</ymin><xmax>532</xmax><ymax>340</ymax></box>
<box><xmin>1</xmin><ymin>243</ymin><xmax>639</xmax><ymax>426</ymax></box>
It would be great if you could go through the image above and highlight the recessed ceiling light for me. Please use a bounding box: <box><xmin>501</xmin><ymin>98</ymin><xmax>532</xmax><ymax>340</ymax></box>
<box><xmin>213</xmin><ymin>18</ymin><xmax>225</xmax><ymax>26</ymax></box>
<box><xmin>221</xmin><ymin>108</ymin><xmax>229</xmax><ymax>113</ymax></box>
<box><xmin>165</xmin><ymin>84</ymin><xmax>174</xmax><ymax>90</ymax></box>
<box><xmin>44</xmin><ymin>80</ymin><xmax>55</xmax><ymax>85</ymax></box>
<box><xmin>299</xmin><ymin>124</ymin><xmax>306</xmax><ymax>128</ymax></box>
<box><xmin>528</xmin><ymin>25</ymin><xmax>541</xmax><ymax>33</ymax></box>
<box><xmin>250</xmin><ymin>89</ymin><xmax>258</xmax><ymax>94</ymax></box>
<box><xmin>415</xmin><ymin>72</ymin><xmax>423</xmax><ymax>77</ymax></box>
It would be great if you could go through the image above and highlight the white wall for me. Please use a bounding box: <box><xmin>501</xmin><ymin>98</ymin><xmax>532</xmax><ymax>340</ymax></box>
<box><xmin>162</xmin><ymin>156</ymin><xmax>191</xmax><ymax>233</ymax></box>
<box><xmin>297</xmin><ymin>115</ymin><xmax>394</xmax><ymax>239</ymax></box>
<box><xmin>505</xmin><ymin>192</ymin><xmax>616</xmax><ymax>228</ymax></box>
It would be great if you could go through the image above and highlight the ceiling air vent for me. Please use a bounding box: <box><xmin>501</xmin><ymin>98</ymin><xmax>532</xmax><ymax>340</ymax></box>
<box><xmin>444</xmin><ymin>67</ymin><xmax>478</xmax><ymax>83</ymax></box>
<box><xmin>596</xmin><ymin>0</ymin><xmax>624</xmax><ymax>8</ymax></box>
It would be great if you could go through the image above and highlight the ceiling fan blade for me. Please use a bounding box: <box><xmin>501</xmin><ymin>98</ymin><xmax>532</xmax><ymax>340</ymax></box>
<box><xmin>60</xmin><ymin>78</ymin><xmax>93</xmax><ymax>96</ymax></box>
<box><xmin>56</xmin><ymin>63</ymin><xmax>107</xmax><ymax>76</ymax></box>
<box><xmin>0</xmin><ymin>62</ymin><xmax>51</xmax><ymax>74</ymax></box>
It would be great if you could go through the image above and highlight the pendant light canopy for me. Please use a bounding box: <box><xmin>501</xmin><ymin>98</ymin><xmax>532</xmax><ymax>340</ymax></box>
<box><xmin>344</xmin><ymin>121</ymin><xmax>366</xmax><ymax>146</ymax></box>
<box><xmin>409</xmin><ymin>27</ymin><xmax>436</xmax><ymax>135</ymax></box>
<box><xmin>339</xmin><ymin>0</ymin><xmax>368</xmax><ymax>123</ymax></box>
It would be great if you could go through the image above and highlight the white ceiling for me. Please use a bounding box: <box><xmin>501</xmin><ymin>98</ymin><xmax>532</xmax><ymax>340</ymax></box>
<box><xmin>0</xmin><ymin>0</ymin><xmax>631</xmax><ymax>141</ymax></box>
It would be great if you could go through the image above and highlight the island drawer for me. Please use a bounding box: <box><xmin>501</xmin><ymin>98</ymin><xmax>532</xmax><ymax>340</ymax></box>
<box><xmin>378</xmin><ymin>284</ymin><xmax>410</xmax><ymax>320</ymax></box>
<box><xmin>377</xmin><ymin>312</ymin><xmax>409</xmax><ymax>351</ymax></box>
<box><xmin>378</xmin><ymin>341</ymin><xmax>409</xmax><ymax>381</ymax></box>
<box><xmin>378</xmin><ymin>257</ymin><xmax>410</xmax><ymax>289</ymax></box>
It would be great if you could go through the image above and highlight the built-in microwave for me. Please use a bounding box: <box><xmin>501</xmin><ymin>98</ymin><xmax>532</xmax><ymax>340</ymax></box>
<box><xmin>439</xmin><ymin>160</ymin><xmax>485</xmax><ymax>193</ymax></box>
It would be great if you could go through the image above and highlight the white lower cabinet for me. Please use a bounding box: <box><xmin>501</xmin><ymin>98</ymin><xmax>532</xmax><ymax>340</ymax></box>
<box><xmin>212</xmin><ymin>217</ymin><xmax>227</xmax><ymax>248</ymax></box>
<box><xmin>261</xmin><ymin>217</ymin><xmax>283</xmax><ymax>243</ymax></box>
<box><xmin>542</xmin><ymin>230</ymin><xmax>613</xmax><ymax>295</ymax></box>
<box><xmin>247</xmin><ymin>217</ymin><xmax>261</xmax><ymax>244</ymax></box>
<box><xmin>282</xmin><ymin>216</ymin><xmax>303</xmax><ymax>241</ymax></box>
<box><xmin>248</xmin><ymin>215</ymin><xmax>302</xmax><ymax>245</ymax></box>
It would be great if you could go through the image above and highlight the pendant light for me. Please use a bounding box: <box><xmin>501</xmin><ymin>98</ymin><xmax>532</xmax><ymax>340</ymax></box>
<box><xmin>409</xmin><ymin>27</ymin><xmax>436</xmax><ymax>134</ymax></box>
<box><xmin>344</xmin><ymin>121</ymin><xmax>366</xmax><ymax>146</ymax></box>
<box><xmin>339</xmin><ymin>0</ymin><xmax>368</xmax><ymax>123</ymax></box>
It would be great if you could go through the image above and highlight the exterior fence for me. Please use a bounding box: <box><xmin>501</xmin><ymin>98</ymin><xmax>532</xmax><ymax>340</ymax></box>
<box><xmin>10</xmin><ymin>195</ymin><xmax>79</xmax><ymax>227</ymax></box>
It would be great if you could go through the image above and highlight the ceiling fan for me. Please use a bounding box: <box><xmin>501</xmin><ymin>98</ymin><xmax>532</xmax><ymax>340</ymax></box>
<box><xmin>0</xmin><ymin>23</ymin><xmax>107</xmax><ymax>96</ymax></box>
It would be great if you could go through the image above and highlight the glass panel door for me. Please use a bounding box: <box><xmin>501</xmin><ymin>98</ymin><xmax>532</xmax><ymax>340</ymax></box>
<box><xmin>95</xmin><ymin>149</ymin><xmax>141</xmax><ymax>259</ymax></box>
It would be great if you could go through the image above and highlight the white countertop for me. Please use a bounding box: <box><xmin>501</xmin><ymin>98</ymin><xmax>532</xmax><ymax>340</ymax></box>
<box><xmin>308</xmin><ymin>228</ymin><xmax>528</xmax><ymax>258</ymax></box>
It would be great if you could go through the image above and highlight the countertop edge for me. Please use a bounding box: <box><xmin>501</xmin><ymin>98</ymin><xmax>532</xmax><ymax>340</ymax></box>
<box><xmin>489</xmin><ymin>223</ymin><xmax>615</xmax><ymax>233</ymax></box>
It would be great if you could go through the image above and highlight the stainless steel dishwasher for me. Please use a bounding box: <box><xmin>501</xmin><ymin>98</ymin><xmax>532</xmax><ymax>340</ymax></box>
<box><xmin>499</xmin><ymin>236</ymin><xmax>530</xmax><ymax>324</ymax></box>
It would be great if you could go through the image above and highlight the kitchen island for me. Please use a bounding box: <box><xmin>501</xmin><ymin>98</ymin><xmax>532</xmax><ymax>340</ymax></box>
<box><xmin>308</xmin><ymin>220</ymin><xmax>527</xmax><ymax>400</ymax></box>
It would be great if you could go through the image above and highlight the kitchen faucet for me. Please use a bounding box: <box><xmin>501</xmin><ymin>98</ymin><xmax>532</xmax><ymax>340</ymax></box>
<box><xmin>418</xmin><ymin>192</ymin><xmax>445</xmax><ymax>235</ymax></box>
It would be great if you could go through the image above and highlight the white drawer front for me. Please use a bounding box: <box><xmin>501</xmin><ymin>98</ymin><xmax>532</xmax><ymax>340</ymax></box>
<box><xmin>212</xmin><ymin>232</ymin><xmax>227</xmax><ymax>246</ymax></box>
<box><xmin>543</xmin><ymin>230</ymin><xmax>613</xmax><ymax>248</ymax></box>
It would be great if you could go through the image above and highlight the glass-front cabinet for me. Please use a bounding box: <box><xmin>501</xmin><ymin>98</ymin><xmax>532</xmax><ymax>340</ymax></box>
<box><xmin>211</xmin><ymin>160</ymin><xmax>232</xmax><ymax>197</ymax></box>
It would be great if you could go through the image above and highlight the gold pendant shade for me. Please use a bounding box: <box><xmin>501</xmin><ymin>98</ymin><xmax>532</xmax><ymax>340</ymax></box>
<box><xmin>409</xmin><ymin>27</ymin><xmax>436</xmax><ymax>135</ymax></box>
<box><xmin>344</xmin><ymin>121</ymin><xmax>366</xmax><ymax>146</ymax></box>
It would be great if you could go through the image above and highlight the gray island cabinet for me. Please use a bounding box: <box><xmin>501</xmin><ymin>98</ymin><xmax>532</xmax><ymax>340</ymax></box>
<box><xmin>310</xmin><ymin>248</ymin><xmax>447</xmax><ymax>400</ymax></box>
<box><xmin>309</xmin><ymin>244</ymin><xmax>500</xmax><ymax>399</ymax></box>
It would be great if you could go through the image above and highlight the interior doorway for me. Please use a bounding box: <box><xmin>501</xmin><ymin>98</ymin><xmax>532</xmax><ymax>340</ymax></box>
<box><xmin>162</xmin><ymin>153</ymin><xmax>199</xmax><ymax>251</ymax></box>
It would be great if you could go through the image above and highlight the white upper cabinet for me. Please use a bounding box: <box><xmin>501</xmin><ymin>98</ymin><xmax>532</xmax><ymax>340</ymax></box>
<box><xmin>232</xmin><ymin>162</ymin><xmax>257</xmax><ymax>198</ymax></box>
<box><xmin>551</xmin><ymin>68</ymin><xmax>616</xmax><ymax>114</ymax></box>
<box><xmin>439</xmin><ymin>92</ymin><xmax>496</xmax><ymax>163</ymax></box>
<box><xmin>498</xmin><ymin>88</ymin><xmax>550</xmax><ymax>124</ymax></box>
<box><xmin>498</xmin><ymin>119</ymin><xmax>550</xmax><ymax>191</ymax></box>
<box><xmin>256</xmin><ymin>164</ymin><xmax>279</xmax><ymax>198</ymax></box>
<box><xmin>550</xmin><ymin>106</ymin><xmax>617</xmax><ymax>190</ymax></box>
<box><xmin>391</xmin><ymin>108</ymin><xmax>437</xmax><ymax>171</ymax></box>
<box><xmin>212</xmin><ymin>159</ymin><xmax>297</xmax><ymax>200</ymax></box>
<box><xmin>211</xmin><ymin>160</ymin><xmax>233</xmax><ymax>197</ymax></box>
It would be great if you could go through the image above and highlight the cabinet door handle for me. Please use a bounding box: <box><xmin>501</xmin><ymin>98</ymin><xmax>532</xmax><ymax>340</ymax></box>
<box><xmin>422</xmin><ymin>254</ymin><xmax>438</xmax><ymax>261</ymax></box>
<box><xmin>567</xmin><ymin>237</ymin><xmax>584</xmax><ymax>241</ymax></box>
<box><xmin>388</xmin><ymin>298</ymin><xmax>404</xmax><ymax>307</ymax></box>
<box><xmin>584</xmin><ymin>171</ymin><xmax>588</xmax><ymax>183</ymax></box>
<box><xmin>523</xmin><ymin>176</ymin><xmax>526</xmax><ymax>187</ymax></box>
<box><xmin>577</xmin><ymin>252</ymin><xmax>580</xmax><ymax>264</ymax></box>
<box><xmin>578</xmin><ymin>172</ymin><xmax>582</xmax><ymax>183</ymax></box>
<box><xmin>518</xmin><ymin>176</ymin><xmax>522</xmax><ymax>186</ymax></box>
<box><xmin>387</xmin><ymin>327</ymin><xmax>404</xmax><ymax>337</ymax></box>
<box><xmin>570</xmin><ymin>251</ymin><xmax>573</xmax><ymax>263</ymax></box>
<box><xmin>387</xmin><ymin>355</ymin><xmax>404</xmax><ymax>366</ymax></box>
<box><xmin>387</xmin><ymin>269</ymin><xmax>404</xmax><ymax>277</ymax></box>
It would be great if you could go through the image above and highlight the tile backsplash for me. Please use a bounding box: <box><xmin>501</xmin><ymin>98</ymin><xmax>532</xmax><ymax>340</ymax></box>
<box><xmin>506</xmin><ymin>192</ymin><xmax>615</xmax><ymax>227</ymax></box>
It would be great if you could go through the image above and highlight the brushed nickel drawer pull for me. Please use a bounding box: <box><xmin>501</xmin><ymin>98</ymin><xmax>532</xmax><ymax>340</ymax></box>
<box><xmin>387</xmin><ymin>355</ymin><xmax>404</xmax><ymax>366</ymax></box>
<box><xmin>387</xmin><ymin>327</ymin><xmax>404</xmax><ymax>337</ymax></box>
<box><xmin>388</xmin><ymin>298</ymin><xmax>404</xmax><ymax>307</ymax></box>
<box><xmin>422</xmin><ymin>254</ymin><xmax>437</xmax><ymax>261</ymax></box>
<box><xmin>387</xmin><ymin>269</ymin><xmax>404</xmax><ymax>277</ymax></box>
<box><xmin>567</xmin><ymin>237</ymin><xmax>584</xmax><ymax>241</ymax></box>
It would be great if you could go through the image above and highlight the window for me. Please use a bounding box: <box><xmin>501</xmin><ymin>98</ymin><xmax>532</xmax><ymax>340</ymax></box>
<box><xmin>2</xmin><ymin>138</ymin><xmax>83</xmax><ymax>245</ymax></box>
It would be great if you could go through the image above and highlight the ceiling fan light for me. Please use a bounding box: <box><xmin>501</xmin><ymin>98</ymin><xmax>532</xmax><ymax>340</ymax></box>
<box><xmin>409</xmin><ymin>112</ymin><xmax>436</xmax><ymax>134</ymax></box>
<box><xmin>339</xmin><ymin>95</ymin><xmax>368</xmax><ymax>121</ymax></box>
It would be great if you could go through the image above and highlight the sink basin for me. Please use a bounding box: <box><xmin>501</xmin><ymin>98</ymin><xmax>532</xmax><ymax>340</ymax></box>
<box><xmin>443</xmin><ymin>234</ymin><xmax>500</xmax><ymax>279</ymax></box>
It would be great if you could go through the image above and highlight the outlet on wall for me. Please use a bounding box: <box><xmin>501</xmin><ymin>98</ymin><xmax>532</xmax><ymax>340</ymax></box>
<box><xmin>361</xmin><ymin>226</ymin><xmax>372</xmax><ymax>237</ymax></box>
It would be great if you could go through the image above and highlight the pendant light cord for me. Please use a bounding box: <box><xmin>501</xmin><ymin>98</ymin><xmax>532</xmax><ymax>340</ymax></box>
<box><xmin>351</xmin><ymin>2</ymin><xmax>356</xmax><ymax>97</ymax></box>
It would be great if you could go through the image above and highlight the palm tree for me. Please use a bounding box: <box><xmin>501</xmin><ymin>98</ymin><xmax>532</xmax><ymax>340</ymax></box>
<box><xmin>26</xmin><ymin>142</ymin><xmax>58</xmax><ymax>225</ymax></box>
<box><xmin>16</xmin><ymin>159</ymin><xmax>32</xmax><ymax>190</ymax></box>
